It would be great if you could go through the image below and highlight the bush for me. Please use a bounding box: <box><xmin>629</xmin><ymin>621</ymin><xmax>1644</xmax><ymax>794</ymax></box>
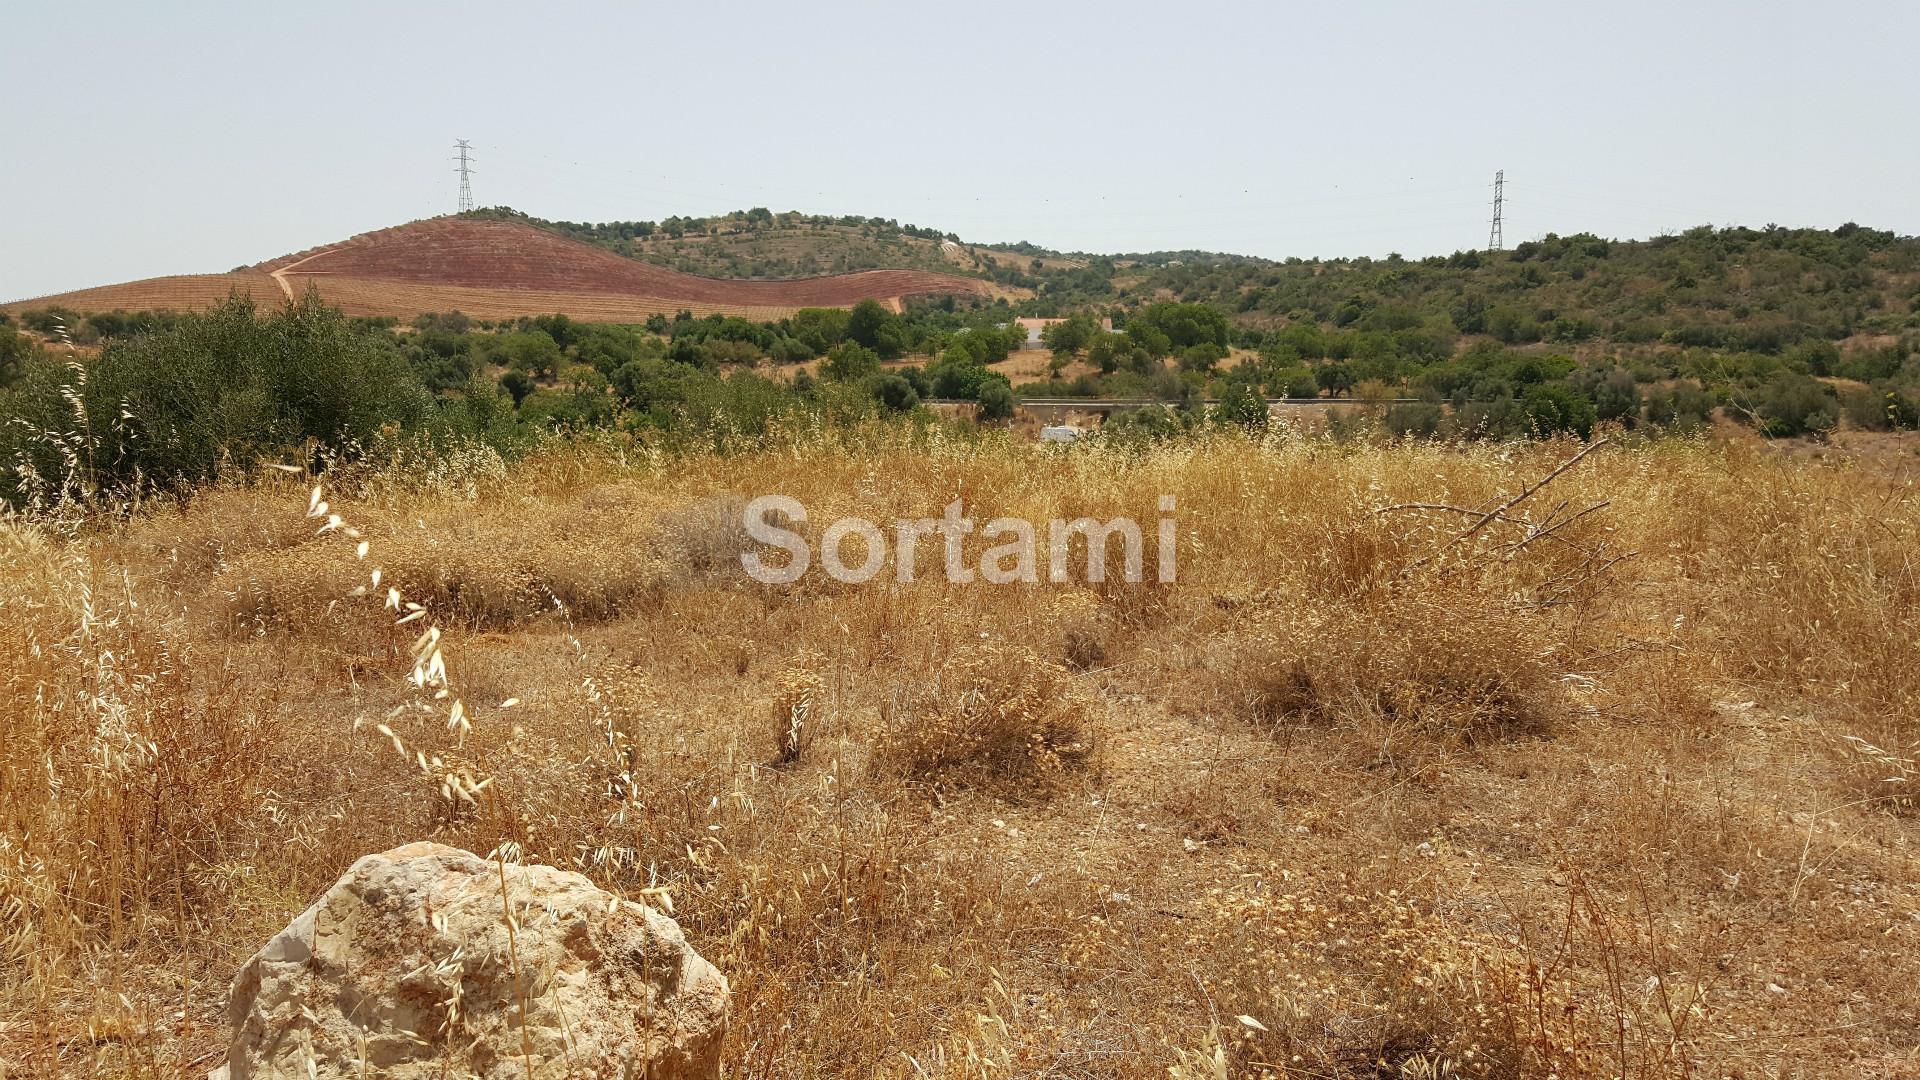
<box><xmin>1039</xmin><ymin>314</ymin><xmax>1098</xmax><ymax>358</ymax></box>
<box><xmin>874</xmin><ymin>643</ymin><xmax>1095</xmax><ymax>792</ymax></box>
<box><xmin>1645</xmin><ymin>383</ymin><xmax>1713</xmax><ymax>432</ymax></box>
<box><xmin>975</xmin><ymin>380</ymin><xmax>1015</xmax><ymax>422</ymax></box>
<box><xmin>496</xmin><ymin>330</ymin><xmax>563</xmax><ymax>377</ymax></box>
<box><xmin>1213</xmin><ymin>380</ymin><xmax>1268</xmax><ymax>431</ymax></box>
<box><xmin>443</xmin><ymin>372</ymin><xmax>521</xmax><ymax>446</ymax></box>
<box><xmin>1132</xmin><ymin>302</ymin><xmax>1230</xmax><ymax>351</ymax></box>
<box><xmin>610</xmin><ymin>358</ymin><xmax>689</xmax><ymax>414</ymax></box>
<box><xmin>768</xmin><ymin>336</ymin><xmax>813</xmax><ymax>365</ymax></box>
<box><xmin>822</xmin><ymin>342</ymin><xmax>880</xmax><ymax>382</ymax></box>
<box><xmin>1586</xmin><ymin>367</ymin><xmax>1642</xmax><ymax>425</ymax></box>
<box><xmin>1177</xmin><ymin>342</ymin><xmax>1227</xmax><ymax>373</ymax></box>
<box><xmin>404</xmin><ymin>330</ymin><xmax>481</xmax><ymax>393</ymax></box>
<box><xmin>500</xmin><ymin>368</ymin><xmax>535</xmax><ymax>405</ymax></box>
<box><xmin>788</xmin><ymin>308</ymin><xmax>851</xmax><ymax>355</ymax></box>
<box><xmin>19</xmin><ymin>307</ymin><xmax>78</xmax><ymax>336</ymax></box>
<box><xmin>1522</xmin><ymin>383</ymin><xmax>1598</xmax><ymax>438</ymax></box>
<box><xmin>1384</xmin><ymin>402</ymin><xmax>1445</xmax><ymax>438</ymax></box>
<box><xmin>1486</xmin><ymin>306</ymin><xmax>1543</xmax><ymax>345</ymax></box>
<box><xmin>1101</xmin><ymin>405</ymin><xmax>1184</xmax><ymax>444</ymax></box>
<box><xmin>0</xmin><ymin>296</ymin><xmax>432</xmax><ymax>504</ymax></box>
<box><xmin>518</xmin><ymin>386</ymin><xmax>616</xmax><ymax>431</ymax></box>
<box><xmin>869</xmin><ymin>373</ymin><xmax>920</xmax><ymax>413</ymax></box>
<box><xmin>0</xmin><ymin>323</ymin><xmax>31</xmax><ymax>387</ymax></box>
<box><xmin>927</xmin><ymin>356</ymin><xmax>1006</xmax><ymax>401</ymax></box>
<box><xmin>1227</xmin><ymin>591</ymin><xmax>1555</xmax><ymax>746</ymax></box>
<box><xmin>1316</xmin><ymin>363</ymin><xmax>1355</xmax><ymax>396</ymax></box>
<box><xmin>1267</xmin><ymin>365</ymin><xmax>1320</xmax><ymax>398</ymax></box>
<box><xmin>845</xmin><ymin>300</ymin><xmax>905</xmax><ymax>359</ymax></box>
<box><xmin>1752</xmin><ymin>372</ymin><xmax>1838</xmax><ymax>437</ymax></box>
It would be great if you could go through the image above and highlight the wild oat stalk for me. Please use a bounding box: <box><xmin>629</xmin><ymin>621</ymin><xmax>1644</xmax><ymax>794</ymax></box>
<box><xmin>278</xmin><ymin>467</ymin><xmax>504</xmax><ymax>810</ymax></box>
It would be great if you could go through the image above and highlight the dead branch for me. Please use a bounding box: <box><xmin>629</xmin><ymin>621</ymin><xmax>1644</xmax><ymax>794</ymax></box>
<box><xmin>1400</xmin><ymin>439</ymin><xmax>1611</xmax><ymax>574</ymax></box>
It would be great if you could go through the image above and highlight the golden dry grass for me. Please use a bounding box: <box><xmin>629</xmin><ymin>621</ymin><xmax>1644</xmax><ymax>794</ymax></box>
<box><xmin>0</xmin><ymin>272</ymin><xmax>285</xmax><ymax>316</ymax></box>
<box><xmin>2</xmin><ymin>427</ymin><xmax>1919</xmax><ymax>1077</ymax></box>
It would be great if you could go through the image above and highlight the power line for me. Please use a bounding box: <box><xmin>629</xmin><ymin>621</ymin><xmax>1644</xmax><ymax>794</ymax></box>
<box><xmin>1487</xmin><ymin>169</ymin><xmax>1504</xmax><ymax>251</ymax></box>
<box><xmin>453</xmin><ymin>140</ymin><xmax>476</xmax><ymax>213</ymax></box>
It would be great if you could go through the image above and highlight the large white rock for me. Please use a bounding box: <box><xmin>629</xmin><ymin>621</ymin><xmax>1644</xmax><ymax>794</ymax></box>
<box><xmin>217</xmin><ymin>842</ymin><xmax>727</xmax><ymax>1079</ymax></box>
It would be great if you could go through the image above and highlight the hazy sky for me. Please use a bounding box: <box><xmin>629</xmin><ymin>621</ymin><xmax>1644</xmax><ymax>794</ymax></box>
<box><xmin>5</xmin><ymin>0</ymin><xmax>1917</xmax><ymax>300</ymax></box>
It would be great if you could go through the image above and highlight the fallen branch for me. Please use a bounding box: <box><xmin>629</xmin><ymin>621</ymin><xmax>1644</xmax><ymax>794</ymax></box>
<box><xmin>1400</xmin><ymin>438</ymin><xmax>1610</xmax><ymax>575</ymax></box>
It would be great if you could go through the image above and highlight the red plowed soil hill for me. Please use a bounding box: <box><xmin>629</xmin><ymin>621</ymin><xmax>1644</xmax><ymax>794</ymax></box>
<box><xmin>6</xmin><ymin>216</ymin><xmax>993</xmax><ymax>323</ymax></box>
<box><xmin>260</xmin><ymin>217</ymin><xmax>992</xmax><ymax>309</ymax></box>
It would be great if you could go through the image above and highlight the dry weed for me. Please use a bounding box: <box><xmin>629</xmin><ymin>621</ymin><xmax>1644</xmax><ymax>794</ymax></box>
<box><xmin>5</xmin><ymin>429</ymin><xmax>1919</xmax><ymax>1077</ymax></box>
<box><xmin>876</xmin><ymin>641</ymin><xmax>1098</xmax><ymax>793</ymax></box>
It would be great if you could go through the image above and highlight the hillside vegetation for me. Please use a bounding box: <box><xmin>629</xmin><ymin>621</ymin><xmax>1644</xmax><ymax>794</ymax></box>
<box><xmin>6</xmin><ymin>219</ymin><xmax>1918</xmax><ymax>471</ymax></box>
<box><xmin>475</xmin><ymin>206</ymin><xmax>1087</xmax><ymax>290</ymax></box>
<box><xmin>343</xmin><ymin>215</ymin><xmax>1920</xmax><ymax>441</ymax></box>
<box><xmin>477</xmin><ymin>209</ymin><xmax>1920</xmax><ymax>350</ymax></box>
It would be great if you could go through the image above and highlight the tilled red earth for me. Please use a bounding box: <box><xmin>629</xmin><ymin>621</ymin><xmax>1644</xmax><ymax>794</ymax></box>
<box><xmin>257</xmin><ymin>217</ymin><xmax>991</xmax><ymax>308</ymax></box>
<box><xmin>5</xmin><ymin>216</ymin><xmax>992</xmax><ymax>321</ymax></box>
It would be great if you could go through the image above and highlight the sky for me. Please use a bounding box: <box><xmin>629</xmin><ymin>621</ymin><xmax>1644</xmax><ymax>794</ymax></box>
<box><xmin>4</xmin><ymin>0</ymin><xmax>1917</xmax><ymax>300</ymax></box>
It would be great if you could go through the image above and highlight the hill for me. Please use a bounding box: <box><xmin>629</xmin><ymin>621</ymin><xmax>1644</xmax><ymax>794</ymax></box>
<box><xmin>8</xmin><ymin>212</ymin><xmax>1916</xmax><ymax>441</ymax></box>
<box><xmin>521</xmin><ymin>209</ymin><xmax>1920</xmax><ymax>355</ymax></box>
<box><xmin>2</xmin><ymin>216</ymin><xmax>996</xmax><ymax>323</ymax></box>
<box><xmin>475</xmin><ymin>207</ymin><xmax>1093</xmax><ymax>291</ymax></box>
<box><xmin>1114</xmin><ymin>223</ymin><xmax>1920</xmax><ymax>349</ymax></box>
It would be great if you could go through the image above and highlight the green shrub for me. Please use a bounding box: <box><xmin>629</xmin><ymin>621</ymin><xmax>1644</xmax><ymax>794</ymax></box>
<box><xmin>0</xmin><ymin>324</ymin><xmax>31</xmax><ymax>387</ymax></box>
<box><xmin>500</xmin><ymin>369</ymin><xmax>535</xmax><ymax>405</ymax></box>
<box><xmin>1751</xmin><ymin>372</ymin><xmax>1838</xmax><ymax>437</ymax></box>
<box><xmin>1384</xmin><ymin>402</ymin><xmax>1444</xmax><ymax>438</ymax></box>
<box><xmin>0</xmin><ymin>296</ymin><xmax>431</xmax><ymax>504</ymax></box>
<box><xmin>976</xmin><ymin>380</ymin><xmax>1015</xmax><ymax>422</ymax></box>
<box><xmin>822</xmin><ymin>342</ymin><xmax>880</xmax><ymax>382</ymax></box>
<box><xmin>1131</xmin><ymin>302</ymin><xmax>1230</xmax><ymax>351</ymax></box>
<box><xmin>1267</xmin><ymin>365</ymin><xmax>1319</xmax><ymax>398</ymax></box>
<box><xmin>1645</xmin><ymin>384</ymin><xmax>1714</xmax><ymax>432</ymax></box>
<box><xmin>1177</xmin><ymin>342</ymin><xmax>1227</xmax><ymax>374</ymax></box>
<box><xmin>869</xmin><ymin>373</ymin><xmax>921</xmax><ymax>413</ymax></box>
<box><xmin>1102</xmin><ymin>405</ymin><xmax>1184</xmax><ymax>444</ymax></box>
<box><xmin>846</xmin><ymin>300</ymin><xmax>906</xmax><ymax>359</ymax></box>
<box><xmin>1213</xmin><ymin>380</ymin><xmax>1268</xmax><ymax>431</ymax></box>
<box><xmin>1521</xmin><ymin>383</ymin><xmax>1598</xmax><ymax>438</ymax></box>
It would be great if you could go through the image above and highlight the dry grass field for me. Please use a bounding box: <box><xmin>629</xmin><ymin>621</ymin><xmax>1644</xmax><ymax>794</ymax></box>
<box><xmin>0</xmin><ymin>272</ymin><xmax>286</xmax><ymax>318</ymax></box>
<box><xmin>3</xmin><ymin>427</ymin><xmax>1918</xmax><ymax>1077</ymax></box>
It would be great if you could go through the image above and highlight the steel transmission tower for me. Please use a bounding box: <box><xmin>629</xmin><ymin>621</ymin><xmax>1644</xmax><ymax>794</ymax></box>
<box><xmin>454</xmin><ymin>140</ymin><xmax>476</xmax><ymax>213</ymax></box>
<box><xmin>1487</xmin><ymin>169</ymin><xmax>1505</xmax><ymax>252</ymax></box>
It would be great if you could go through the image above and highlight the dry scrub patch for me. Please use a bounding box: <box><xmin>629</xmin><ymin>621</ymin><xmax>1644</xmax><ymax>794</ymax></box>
<box><xmin>874</xmin><ymin>641</ymin><xmax>1098</xmax><ymax>793</ymax></box>
<box><xmin>3</xmin><ymin>431</ymin><xmax>1920</xmax><ymax>1077</ymax></box>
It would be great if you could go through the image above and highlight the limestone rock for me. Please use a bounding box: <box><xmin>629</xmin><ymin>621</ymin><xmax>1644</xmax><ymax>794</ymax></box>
<box><xmin>218</xmin><ymin>842</ymin><xmax>726</xmax><ymax>1078</ymax></box>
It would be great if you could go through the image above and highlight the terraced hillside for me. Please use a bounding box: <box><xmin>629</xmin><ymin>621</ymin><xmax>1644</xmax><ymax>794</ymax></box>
<box><xmin>3</xmin><ymin>216</ymin><xmax>995</xmax><ymax>323</ymax></box>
